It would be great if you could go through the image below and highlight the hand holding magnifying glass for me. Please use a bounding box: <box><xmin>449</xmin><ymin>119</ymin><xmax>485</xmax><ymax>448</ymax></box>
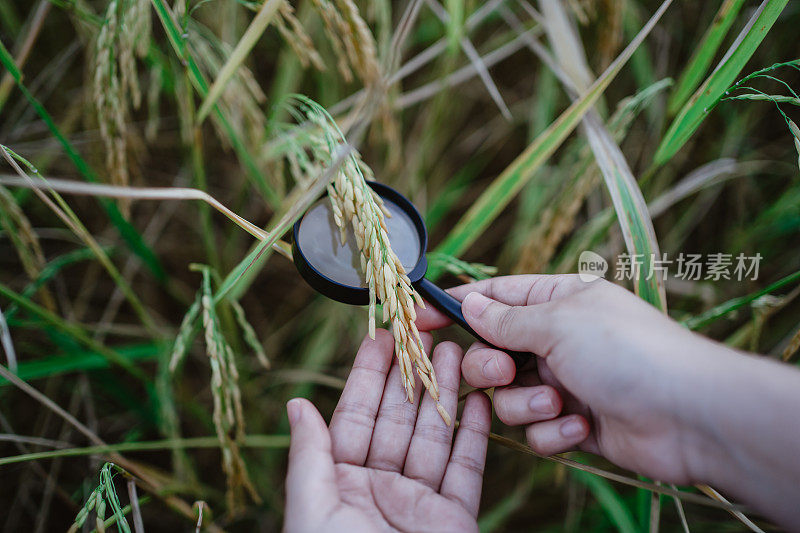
<box><xmin>292</xmin><ymin>181</ymin><xmax>528</xmax><ymax>368</ymax></box>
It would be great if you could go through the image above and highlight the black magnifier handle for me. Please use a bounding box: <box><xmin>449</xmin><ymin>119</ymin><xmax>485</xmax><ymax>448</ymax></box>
<box><xmin>414</xmin><ymin>277</ymin><xmax>529</xmax><ymax>368</ymax></box>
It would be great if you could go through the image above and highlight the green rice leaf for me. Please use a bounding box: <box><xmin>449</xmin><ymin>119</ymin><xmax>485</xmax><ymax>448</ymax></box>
<box><xmin>667</xmin><ymin>0</ymin><xmax>747</xmax><ymax>115</ymax></box>
<box><xmin>0</xmin><ymin>343</ymin><xmax>160</xmax><ymax>385</ymax></box>
<box><xmin>430</xmin><ymin>0</ymin><xmax>673</xmax><ymax>278</ymax></box>
<box><xmin>0</xmin><ymin>282</ymin><xmax>148</xmax><ymax>382</ymax></box>
<box><xmin>573</xmin><ymin>470</ymin><xmax>638</xmax><ymax>533</ymax></box>
<box><xmin>655</xmin><ymin>0</ymin><xmax>789</xmax><ymax>167</ymax></box>
<box><xmin>0</xmin><ymin>435</ymin><xmax>290</xmax><ymax>467</ymax></box>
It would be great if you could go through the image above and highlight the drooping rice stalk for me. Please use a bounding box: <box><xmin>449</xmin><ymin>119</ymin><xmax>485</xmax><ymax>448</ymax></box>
<box><xmin>311</xmin><ymin>0</ymin><xmax>380</xmax><ymax>84</ymax></box>
<box><xmin>427</xmin><ymin>252</ymin><xmax>498</xmax><ymax>283</ymax></box>
<box><xmin>0</xmin><ymin>185</ymin><xmax>55</xmax><ymax>311</ymax></box>
<box><xmin>195</xmin><ymin>264</ymin><xmax>259</xmax><ymax>510</ymax></box>
<box><xmin>67</xmin><ymin>462</ymin><xmax>132</xmax><ymax>533</ymax></box>
<box><xmin>287</xmin><ymin>96</ymin><xmax>450</xmax><ymax>424</ymax></box>
<box><xmin>275</xmin><ymin>0</ymin><xmax>325</xmax><ymax>72</ymax></box>
<box><xmin>717</xmin><ymin>59</ymin><xmax>800</xmax><ymax>173</ymax></box>
<box><xmin>92</xmin><ymin>0</ymin><xmax>150</xmax><ymax>214</ymax></box>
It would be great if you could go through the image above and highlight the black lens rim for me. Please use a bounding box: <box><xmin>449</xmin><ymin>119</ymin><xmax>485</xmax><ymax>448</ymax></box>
<box><xmin>292</xmin><ymin>181</ymin><xmax>428</xmax><ymax>306</ymax></box>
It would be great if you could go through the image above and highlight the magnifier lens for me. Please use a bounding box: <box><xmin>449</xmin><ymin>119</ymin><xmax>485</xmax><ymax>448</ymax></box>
<box><xmin>296</xmin><ymin>198</ymin><xmax>422</xmax><ymax>288</ymax></box>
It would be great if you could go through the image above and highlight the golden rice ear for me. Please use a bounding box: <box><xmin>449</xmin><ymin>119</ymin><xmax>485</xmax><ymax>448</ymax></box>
<box><xmin>311</xmin><ymin>0</ymin><xmax>379</xmax><ymax>84</ymax></box>
<box><xmin>277</xmin><ymin>96</ymin><xmax>448</xmax><ymax>423</ymax></box>
<box><xmin>275</xmin><ymin>1</ymin><xmax>325</xmax><ymax>71</ymax></box>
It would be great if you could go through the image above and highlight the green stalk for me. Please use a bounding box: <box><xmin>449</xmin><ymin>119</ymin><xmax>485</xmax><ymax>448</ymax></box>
<box><xmin>2</xmin><ymin>146</ymin><xmax>158</xmax><ymax>334</ymax></box>
<box><xmin>0</xmin><ymin>435</ymin><xmax>290</xmax><ymax>466</ymax></box>
<box><xmin>573</xmin><ymin>470</ymin><xmax>638</xmax><ymax>533</ymax></box>
<box><xmin>655</xmin><ymin>0</ymin><xmax>790</xmax><ymax>166</ymax></box>
<box><xmin>0</xmin><ymin>283</ymin><xmax>148</xmax><ymax>382</ymax></box>
<box><xmin>148</xmin><ymin>0</ymin><xmax>279</xmax><ymax>207</ymax></box>
<box><xmin>429</xmin><ymin>0</ymin><xmax>673</xmax><ymax>278</ymax></box>
<box><xmin>0</xmin><ymin>38</ymin><xmax>166</xmax><ymax>281</ymax></box>
<box><xmin>683</xmin><ymin>268</ymin><xmax>800</xmax><ymax>330</ymax></box>
<box><xmin>667</xmin><ymin>0</ymin><xmax>747</xmax><ymax>115</ymax></box>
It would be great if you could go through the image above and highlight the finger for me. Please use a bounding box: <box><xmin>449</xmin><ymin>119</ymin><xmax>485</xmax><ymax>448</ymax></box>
<box><xmin>440</xmin><ymin>391</ymin><xmax>491</xmax><ymax>517</ymax></box>
<box><xmin>493</xmin><ymin>385</ymin><xmax>562</xmax><ymax>426</ymax></box>
<box><xmin>415</xmin><ymin>274</ymin><xmax>585</xmax><ymax>332</ymax></box>
<box><xmin>462</xmin><ymin>292</ymin><xmax>556</xmax><ymax>354</ymax></box>
<box><xmin>461</xmin><ymin>343</ymin><xmax>516</xmax><ymax>388</ymax></box>
<box><xmin>403</xmin><ymin>342</ymin><xmax>462</xmax><ymax>490</ymax></box>
<box><xmin>329</xmin><ymin>329</ymin><xmax>395</xmax><ymax>465</ymax></box>
<box><xmin>525</xmin><ymin>414</ymin><xmax>590</xmax><ymax>456</ymax></box>
<box><xmin>414</xmin><ymin>299</ymin><xmax>454</xmax><ymax>332</ymax></box>
<box><xmin>446</xmin><ymin>274</ymin><xmax>588</xmax><ymax>307</ymax></box>
<box><xmin>285</xmin><ymin>399</ymin><xmax>339</xmax><ymax>531</ymax></box>
<box><xmin>449</xmin><ymin>274</ymin><xmax>586</xmax><ymax>305</ymax></box>
<box><xmin>365</xmin><ymin>333</ymin><xmax>433</xmax><ymax>472</ymax></box>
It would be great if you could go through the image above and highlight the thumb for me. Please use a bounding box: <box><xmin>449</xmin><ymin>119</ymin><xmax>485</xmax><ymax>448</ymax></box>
<box><xmin>284</xmin><ymin>398</ymin><xmax>339</xmax><ymax>532</ymax></box>
<box><xmin>462</xmin><ymin>292</ymin><xmax>554</xmax><ymax>355</ymax></box>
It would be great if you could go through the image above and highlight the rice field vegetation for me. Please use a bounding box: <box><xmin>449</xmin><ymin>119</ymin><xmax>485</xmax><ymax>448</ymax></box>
<box><xmin>1</xmin><ymin>0</ymin><xmax>799</xmax><ymax>530</ymax></box>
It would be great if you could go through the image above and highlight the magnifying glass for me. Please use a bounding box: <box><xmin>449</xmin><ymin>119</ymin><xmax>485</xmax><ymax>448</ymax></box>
<box><xmin>292</xmin><ymin>181</ymin><xmax>528</xmax><ymax>368</ymax></box>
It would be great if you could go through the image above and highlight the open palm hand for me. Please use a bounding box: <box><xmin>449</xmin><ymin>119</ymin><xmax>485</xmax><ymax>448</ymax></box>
<box><xmin>284</xmin><ymin>330</ymin><xmax>492</xmax><ymax>533</ymax></box>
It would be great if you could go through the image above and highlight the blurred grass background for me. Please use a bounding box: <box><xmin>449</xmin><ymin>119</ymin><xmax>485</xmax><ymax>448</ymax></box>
<box><xmin>1</xmin><ymin>0</ymin><xmax>799</xmax><ymax>530</ymax></box>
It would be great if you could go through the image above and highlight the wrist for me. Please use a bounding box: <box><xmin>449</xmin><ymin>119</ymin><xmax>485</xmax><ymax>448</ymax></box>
<box><xmin>671</xmin><ymin>338</ymin><xmax>794</xmax><ymax>488</ymax></box>
<box><xmin>655</xmin><ymin>331</ymin><xmax>800</xmax><ymax>528</ymax></box>
<box><xmin>654</xmin><ymin>332</ymin><xmax>746</xmax><ymax>486</ymax></box>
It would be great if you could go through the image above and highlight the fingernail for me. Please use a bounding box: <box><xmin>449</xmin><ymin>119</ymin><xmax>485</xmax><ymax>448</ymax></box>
<box><xmin>287</xmin><ymin>399</ymin><xmax>302</xmax><ymax>425</ymax></box>
<box><xmin>529</xmin><ymin>391</ymin><xmax>554</xmax><ymax>414</ymax></box>
<box><xmin>559</xmin><ymin>417</ymin><xmax>585</xmax><ymax>439</ymax></box>
<box><xmin>463</xmin><ymin>292</ymin><xmax>491</xmax><ymax>318</ymax></box>
<box><xmin>482</xmin><ymin>356</ymin><xmax>506</xmax><ymax>381</ymax></box>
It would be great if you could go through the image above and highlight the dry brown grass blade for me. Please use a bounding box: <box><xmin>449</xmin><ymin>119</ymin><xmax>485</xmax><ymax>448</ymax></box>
<box><xmin>696</xmin><ymin>485</ymin><xmax>765</xmax><ymax>533</ymax></box>
<box><xmin>0</xmin><ymin>174</ymin><xmax>271</xmax><ymax>242</ymax></box>
<box><xmin>126</xmin><ymin>479</ymin><xmax>145</xmax><ymax>533</ymax></box>
<box><xmin>384</xmin><ymin>0</ymin><xmax>424</xmax><ymax>74</ymax></box>
<box><xmin>670</xmin><ymin>483</ymin><xmax>692</xmax><ymax>533</ymax></box>
<box><xmin>536</xmin><ymin>0</ymin><xmax>594</xmax><ymax>90</ymax></box>
<box><xmin>331</xmin><ymin>0</ymin><xmax>507</xmax><ymax>116</ymax></box>
<box><xmin>781</xmin><ymin>322</ymin><xmax>800</xmax><ymax>361</ymax></box>
<box><xmin>396</xmin><ymin>29</ymin><xmax>535</xmax><ymax>110</ymax></box>
<box><xmin>268</xmin><ymin>369</ymin><xmax>346</xmax><ymax>389</ymax></box>
<box><xmin>0</xmin><ymin>1</ymin><xmax>50</xmax><ymax>108</ymax></box>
